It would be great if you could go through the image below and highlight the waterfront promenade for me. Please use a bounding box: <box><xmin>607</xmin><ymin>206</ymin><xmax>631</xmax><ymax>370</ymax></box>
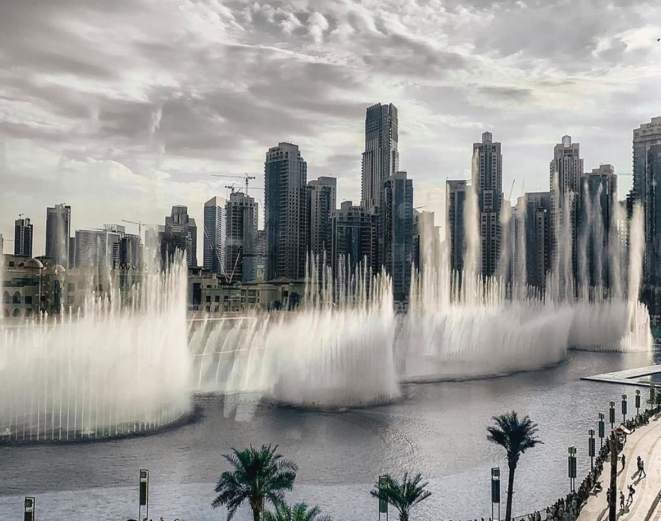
<box><xmin>577</xmin><ymin>412</ymin><xmax>661</xmax><ymax>521</ymax></box>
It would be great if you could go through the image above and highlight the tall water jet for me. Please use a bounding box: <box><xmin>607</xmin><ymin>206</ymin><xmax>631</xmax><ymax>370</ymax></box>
<box><xmin>0</xmin><ymin>260</ymin><xmax>191</xmax><ymax>442</ymax></box>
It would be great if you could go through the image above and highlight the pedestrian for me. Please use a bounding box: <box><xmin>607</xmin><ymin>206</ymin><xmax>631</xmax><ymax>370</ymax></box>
<box><xmin>622</xmin><ymin>453</ymin><xmax>626</xmax><ymax>470</ymax></box>
<box><xmin>607</xmin><ymin>487</ymin><xmax>612</xmax><ymax>506</ymax></box>
<box><xmin>640</xmin><ymin>457</ymin><xmax>647</xmax><ymax>478</ymax></box>
<box><xmin>628</xmin><ymin>484</ymin><xmax>636</xmax><ymax>505</ymax></box>
<box><xmin>620</xmin><ymin>490</ymin><xmax>625</xmax><ymax>511</ymax></box>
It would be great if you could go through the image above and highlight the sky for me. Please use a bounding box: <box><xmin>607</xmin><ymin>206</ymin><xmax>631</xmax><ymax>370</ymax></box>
<box><xmin>1</xmin><ymin>0</ymin><xmax>660</xmax><ymax>258</ymax></box>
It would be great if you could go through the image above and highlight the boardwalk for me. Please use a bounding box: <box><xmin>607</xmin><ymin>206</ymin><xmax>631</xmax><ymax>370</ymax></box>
<box><xmin>577</xmin><ymin>414</ymin><xmax>661</xmax><ymax>521</ymax></box>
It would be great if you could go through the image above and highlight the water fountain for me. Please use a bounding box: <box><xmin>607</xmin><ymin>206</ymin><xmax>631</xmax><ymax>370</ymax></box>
<box><xmin>0</xmin><ymin>261</ymin><xmax>191</xmax><ymax>442</ymax></box>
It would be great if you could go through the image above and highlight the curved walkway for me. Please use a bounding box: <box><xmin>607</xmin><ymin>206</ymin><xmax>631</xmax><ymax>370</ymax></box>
<box><xmin>578</xmin><ymin>414</ymin><xmax>661</xmax><ymax>521</ymax></box>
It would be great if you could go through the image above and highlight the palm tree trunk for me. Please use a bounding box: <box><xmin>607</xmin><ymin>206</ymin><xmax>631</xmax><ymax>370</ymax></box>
<box><xmin>506</xmin><ymin>464</ymin><xmax>516</xmax><ymax>521</ymax></box>
<box><xmin>399</xmin><ymin>511</ymin><xmax>409</xmax><ymax>521</ymax></box>
<box><xmin>250</xmin><ymin>497</ymin><xmax>264</xmax><ymax>521</ymax></box>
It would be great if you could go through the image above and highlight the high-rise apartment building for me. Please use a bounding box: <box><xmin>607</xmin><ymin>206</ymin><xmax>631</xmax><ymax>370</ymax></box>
<box><xmin>412</xmin><ymin>210</ymin><xmax>437</xmax><ymax>273</ymax></box>
<box><xmin>14</xmin><ymin>217</ymin><xmax>33</xmax><ymax>257</ymax></box>
<box><xmin>256</xmin><ymin>230</ymin><xmax>266</xmax><ymax>281</ymax></box>
<box><xmin>473</xmin><ymin>131</ymin><xmax>503</xmax><ymax>277</ymax></box>
<box><xmin>632</xmin><ymin>117</ymin><xmax>661</xmax><ymax>285</ymax></box>
<box><xmin>447</xmin><ymin>180</ymin><xmax>467</xmax><ymax>274</ymax></box>
<box><xmin>225</xmin><ymin>192</ymin><xmax>258</xmax><ymax>283</ymax></box>
<box><xmin>517</xmin><ymin>192</ymin><xmax>551</xmax><ymax>290</ymax></box>
<box><xmin>120</xmin><ymin>234</ymin><xmax>141</xmax><ymax>267</ymax></box>
<box><xmin>203</xmin><ymin>197</ymin><xmax>225</xmax><ymax>276</ymax></box>
<box><xmin>74</xmin><ymin>225</ymin><xmax>124</xmax><ymax>269</ymax></box>
<box><xmin>361</xmin><ymin>103</ymin><xmax>399</xmax><ymax>269</ymax></box>
<box><xmin>384</xmin><ymin>171</ymin><xmax>414</xmax><ymax>302</ymax></box>
<box><xmin>308</xmin><ymin>176</ymin><xmax>337</xmax><ymax>270</ymax></box>
<box><xmin>550</xmin><ymin>135</ymin><xmax>583</xmax><ymax>290</ymax></box>
<box><xmin>331</xmin><ymin>201</ymin><xmax>377</xmax><ymax>277</ymax></box>
<box><xmin>164</xmin><ymin>206</ymin><xmax>197</xmax><ymax>267</ymax></box>
<box><xmin>578</xmin><ymin>165</ymin><xmax>617</xmax><ymax>289</ymax></box>
<box><xmin>265</xmin><ymin>142</ymin><xmax>308</xmax><ymax>280</ymax></box>
<box><xmin>45</xmin><ymin>204</ymin><xmax>71</xmax><ymax>268</ymax></box>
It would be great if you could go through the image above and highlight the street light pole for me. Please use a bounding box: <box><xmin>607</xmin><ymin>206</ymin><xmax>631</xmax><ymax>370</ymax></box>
<box><xmin>636</xmin><ymin>390</ymin><xmax>641</xmax><ymax>417</ymax></box>
<box><xmin>622</xmin><ymin>394</ymin><xmax>628</xmax><ymax>424</ymax></box>
<box><xmin>598</xmin><ymin>413</ymin><xmax>605</xmax><ymax>448</ymax></box>
<box><xmin>568</xmin><ymin>446</ymin><xmax>577</xmax><ymax>493</ymax></box>
<box><xmin>589</xmin><ymin>429</ymin><xmax>595</xmax><ymax>471</ymax></box>
<box><xmin>609</xmin><ymin>401</ymin><xmax>615</xmax><ymax>429</ymax></box>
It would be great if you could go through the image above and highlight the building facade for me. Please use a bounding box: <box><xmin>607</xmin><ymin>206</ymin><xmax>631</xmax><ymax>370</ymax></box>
<box><xmin>45</xmin><ymin>204</ymin><xmax>71</xmax><ymax>268</ymax></box>
<box><xmin>518</xmin><ymin>192</ymin><xmax>551</xmax><ymax>290</ymax></box>
<box><xmin>550</xmin><ymin>135</ymin><xmax>583</xmax><ymax>292</ymax></box>
<box><xmin>74</xmin><ymin>225</ymin><xmax>124</xmax><ymax>269</ymax></box>
<box><xmin>446</xmin><ymin>180</ymin><xmax>467</xmax><ymax>274</ymax></box>
<box><xmin>383</xmin><ymin>171</ymin><xmax>414</xmax><ymax>302</ymax></box>
<box><xmin>203</xmin><ymin>196</ymin><xmax>225</xmax><ymax>277</ymax></box>
<box><xmin>632</xmin><ymin>117</ymin><xmax>661</xmax><ymax>285</ymax></box>
<box><xmin>307</xmin><ymin>176</ymin><xmax>337</xmax><ymax>271</ymax></box>
<box><xmin>331</xmin><ymin>201</ymin><xmax>377</xmax><ymax>278</ymax></box>
<box><xmin>164</xmin><ymin>206</ymin><xmax>197</xmax><ymax>267</ymax></box>
<box><xmin>225</xmin><ymin>192</ymin><xmax>258</xmax><ymax>283</ymax></box>
<box><xmin>14</xmin><ymin>217</ymin><xmax>33</xmax><ymax>258</ymax></box>
<box><xmin>472</xmin><ymin>131</ymin><xmax>503</xmax><ymax>277</ymax></box>
<box><xmin>264</xmin><ymin>142</ymin><xmax>308</xmax><ymax>280</ymax></box>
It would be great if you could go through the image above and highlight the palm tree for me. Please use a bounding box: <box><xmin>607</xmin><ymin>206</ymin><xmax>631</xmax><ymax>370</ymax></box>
<box><xmin>487</xmin><ymin>411</ymin><xmax>543</xmax><ymax>521</ymax></box>
<box><xmin>212</xmin><ymin>444</ymin><xmax>298</xmax><ymax>521</ymax></box>
<box><xmin>370</xmin><ymin>472</ymin><xmax>432</xmax><ymax>521</ymax></box>
<box><xmin>262</xmin><ymin>501</ymin><xmax>331</xmax><ymax>521</ymax></box>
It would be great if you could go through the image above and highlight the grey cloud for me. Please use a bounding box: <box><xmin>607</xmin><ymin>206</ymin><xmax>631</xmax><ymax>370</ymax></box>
<box><xmin>477</xmin><ymin>86</ymin><xmax>535</xmax><ymax>103</ymax></box>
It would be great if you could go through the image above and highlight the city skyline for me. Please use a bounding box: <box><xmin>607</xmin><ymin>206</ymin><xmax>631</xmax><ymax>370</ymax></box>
<box><xmin>2</xmin><ymin>0</ymin><xmax>660</xmax><ymax>258</ymax></box>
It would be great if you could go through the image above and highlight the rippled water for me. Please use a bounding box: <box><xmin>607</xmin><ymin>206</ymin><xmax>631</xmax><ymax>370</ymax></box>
<box><xmin>0</xmin><ymin>348</ymin><xmax>657</xmax><ymax>521</ymax></box>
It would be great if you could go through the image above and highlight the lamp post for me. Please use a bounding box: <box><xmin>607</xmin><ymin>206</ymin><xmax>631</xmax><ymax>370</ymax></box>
<box><xmin>568</xmin><ymin>446</ymin><xmax>577</xmax><ymax>493</ymax></box>
<box><xmin>622</xmin><ymin>394</ymin><xmax>628</xmax><ymax>424</ymax></box>
<box><xmin>636</xmin><ymin>390</ymin><xmax>641</xmax><ymax>417</ymax></box>
<box><xmin>609</xmin><ymin>401</ymin><xmax>615</xmax><ymax>429</ymax></box>
<box><xmin>598</xmin><ymin>413</ymin><xmax>605</xmax><ymax>448</ymax></box>
<box><xmin>651</xmin><ymin>383</ymin><xmax>657</xmax><ymax>414</ymax></box>
<box><xmin>589</xmin><ymin>429</ymin><xmax>595</xmax><ymax>471</ymax></box>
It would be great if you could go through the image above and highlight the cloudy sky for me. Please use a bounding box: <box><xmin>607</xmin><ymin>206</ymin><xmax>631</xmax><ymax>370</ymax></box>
<box><xmin>1</xmin><ymin>0</ymin><xmax>660</xmax><ymax>257</ymax></box>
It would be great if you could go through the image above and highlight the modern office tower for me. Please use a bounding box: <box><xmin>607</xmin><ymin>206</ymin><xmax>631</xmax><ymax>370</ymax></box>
<box><xmin>224</xmin><ymin>192</ymin><xmax>258</xmax><ymax>283</ymax></box>
<box><xmin>517</xmin><ymin>192</ymin><xmax>552</xmax><ymax>290</ymax></box>
<box><xmin>74</xmin><ymin>225</ymin><xmax>124</xmax><ymax>269</ymax></box>
<box><xmin>308</xmin><ymin>176</ymin><xmax>337</xmax><ymax>270</ymax></box>
<box><xmin>412</xmin><ymin>210</ymin><xmax>436</xmax><ymax>273</ymax></box>
<box><xmin>331</xmin><ymin>201</ymin><xmax>378</xmax><ymax>277</ymax></box>
<box><xmin>447</xmin><ymin>180</ymin><xmax>468</xmax><ymax>274</ymax></box>
<box><xmin>14</xmin><ymin>217</ymin><xmax>33</xmax><ymax>257</ymax></box>
<box><xmin>68</xmin><ymin>237</ymin><xmax>76</xmax><ymax>268</ymax></box>
<box><xmin>265</xmin><ymin>142</ymin><xmax>308</xmax><ymax>280</ymax></box>
<box><xmin>361</xmin><ymin>103</ymin><xmax>399</xmax><ymax>211</ymax></box>
<box><xmin>578</xmin><ymin>165</ymin><xmax>617</xmax><ymax>289</ymax></box>
<box><xmin>203</xmin><ymin>196</ymin><xmax>225</xmax><ymax>276</ymax></box>
<box><xmin>164</xmin><ymin>206</ymin><xmax>197</xmax><ymax>267</ymax></box>
<box><xmin>383</xmin><ymin>171</ymin><xmax>414</xmax><ymax>302</ymax></box>
<box><xmin>632</xmin><ymin>117</ymin><xmax>661</xmax><ymax>285</ymax></box>
<box><xmin>120</xmin><ymin>234</ymin><xmax>141</xmax><ymax>267</ymax></box>
<box><xmin>45</xmin><ymin>204</ymin><xmax>71</xmax><ymax>268</ymax></box>
<box><xmin>550</xmin><ymin>135</ymin><xmax>583</xmax><ymax>288</ymax></box>
<box><xmin>0</xmin><ymin>234</ymin><xmax>3</xmax><ymax>254</ymax></box>
<box><xmin>472</xmin><ymin>131</ymin><xmax>503</xmax><ymax>277</ymax></box>
<box><xmin>144</xmin><ymin>225</ymin><xmax>165</xmax><ymax>269</ymax></box>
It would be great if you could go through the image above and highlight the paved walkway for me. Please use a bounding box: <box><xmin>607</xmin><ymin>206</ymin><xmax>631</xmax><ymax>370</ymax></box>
<box><xmin>578</xmin><ymin>413</ymin><xmax>661</xmax><ymax>521</ymax></box>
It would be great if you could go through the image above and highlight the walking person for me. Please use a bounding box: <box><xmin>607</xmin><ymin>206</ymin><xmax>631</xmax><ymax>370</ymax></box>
<box><xmin>622</xmin><ymin>453</ymin><xmax>626</xmax><ymax>471</ymax></box>
<box><xmin>640</xmin><ymin>457</ymin><xmax>647</xmax><ymax>478</ymax></box>
<box><xmin>620</xmin><ymin>490</ymin><xmax>625</xmax><ymax>512</ymax></box>
<box><xmin>628</xmin><ymin>483</ymin><xmax>636</xmax><ymax>506</ymax></box>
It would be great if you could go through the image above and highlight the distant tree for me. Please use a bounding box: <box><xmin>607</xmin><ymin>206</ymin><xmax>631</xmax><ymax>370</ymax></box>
<box><xmin>212</xmin><ymin>444</ymin><xmax>298</xmax><ymax>521</ymax></box>
<box><xmin>487</xmin><ymin>411</ymin><xmax>543</xmax><ymax>521</ymax></box>
<box><xmin>370</xmin><ymin>473</ymin><xmax>432</xmax><ymax>521</ymax></box>
<box><xmin>262</xmin><ymin>501</ymin><xmax>331</xmax><ymax>521</ymax></box>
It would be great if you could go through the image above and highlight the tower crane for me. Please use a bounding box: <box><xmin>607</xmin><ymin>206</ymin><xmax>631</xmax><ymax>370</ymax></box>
<box><xmin>508</xmin><ymin>179</ymin><xmax>516</xmax><ymax>202</ymax></box>
<box><xmin>211</xmin><ymin>173</ymin><xmax>258</xmax><ymax>195</ymax></box>
<box><xmin>121</xmin><ymin>220</ymin><xmax>157</xmax><ymax>237</ymax></box>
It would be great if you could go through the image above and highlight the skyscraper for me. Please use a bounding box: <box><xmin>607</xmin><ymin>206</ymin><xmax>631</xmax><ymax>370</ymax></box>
<box><xmin>361</xmin><ymin>103</ymin><xmax>399</xmax><ymax>211</ymax></box>
<box><xmin>265</xmin><ymin>142</ymin><xmax>308</xmax><ymax>280</ymax></box>
<box><xmin>446</xmin><ymin>180</ymin><xmax>467</xmax><ymax>274</ymax></box>
<box><xmin>307</xmin><ymin>176</ymin><xmax>337</xmax><ymax>270</ymax></box>
<box><xmin>473</xmin><ymin>131</ymin><xmax>503</xmax><ymax>277</ymax></box>
<box><xmin>578</xmin><ymin>165</ymin><xmax>617</xmax><ymax>290</ymax></box>
<box><xmin>74</xmin><ymin>225</ymin><xmax>124</xmax><ymax>269</ymax></box>
<box><xmin>164</xmin><ymin>206</ymin><xmax>197</xmax><ymax>267</ymax></box>
<box><xmin>14</xmin><ymin>217</ymin><xmax>33</xmax><ymax>257</ymax></box>
<box><xmin>45</xmin><ymin>204</ymin><xmax>71</xmax><ymax>268</ymax></box>
<box><xmin>517</xmin><ymin>192</ymin><xmax>551</xmax><ymax>290</ymax></box>
<box><xmin>384</xmin><ymin>171</ymin><xmax>414</xmax><ymax>302</ymax></box>
<box><xmin>632</xmin><ymin>117</ymin><xmax>661</xmax><ymax>285</ymax></box>
<box><xmin>203</xmin><ymin>197</ymin><xmax>225</xmax><ymax>276</ymax></box>
<box><xmin>331</xmin><ymin>201</ymin><xmax>377</xmax><ymax>277</ymax></box>
<box><xmin>361</xmin><ymin>103</ymin><xmax>399</xmax><ymax>269</ymax></box>
<box><xmin>550</xmin><ymin>135</ymin><xmax>583</xmax><ymax>291</ymax></box>
<box><xmin>225</xmin><ymin>192</ymin><xmax>258</xmax><ymax>283</ymax></box>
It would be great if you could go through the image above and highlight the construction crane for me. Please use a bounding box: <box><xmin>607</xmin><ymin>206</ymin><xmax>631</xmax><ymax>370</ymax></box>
<box><xmin>121</xmin><ymin>220</ymin><xmax>157</xmax><ymax>237</ymax></box>
<box><xmin>508</xmin><ymin>179</ymin><xmax>516</xmax><ymax>201</ymax></box>
<box><xmin>211</xmin><ymin>173</ymin><xmax>258</xmax><ymax>195</ymax></box>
